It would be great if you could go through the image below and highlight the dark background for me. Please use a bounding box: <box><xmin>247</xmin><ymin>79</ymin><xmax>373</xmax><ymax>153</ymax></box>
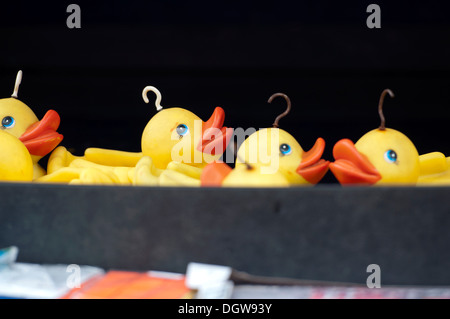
<box><xmin>1</xmin><ymin>1</ymin><xmax>450</xmax><ymax>183</ymax></box>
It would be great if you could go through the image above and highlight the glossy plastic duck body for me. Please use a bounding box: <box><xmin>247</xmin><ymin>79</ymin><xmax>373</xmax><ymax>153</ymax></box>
<box><xmin>417</xmin><ymin>152</ymin><xmax>450</xmax><ymax>185</ymax></box>
<box><xmin>0</xmin><ymin>130</ymin><xmax>34</xmax><ymax>182</ymax></box>
<box><xmin>330</xmin><ymin>89</ymin><xmax>450</xmax><ymax>186</ymax></box>
<box><xmin>42</xmin><ymin>86</ymin><xmax>233</xmax><ymax>185</ymax></box>
<box><xmin>201</xmin><ymin>93</ymin><xmax>330</xmax><ymax>187</ymax></box>
<box><xmin>0</xmin><ymin>71</ymin><xmax>63</xmax><ymax>179</ymax></box>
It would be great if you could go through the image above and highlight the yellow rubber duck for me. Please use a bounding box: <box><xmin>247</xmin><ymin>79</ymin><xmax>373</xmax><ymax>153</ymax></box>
<box><xmin>0</xmin><ymin>130</ymin><xmax>34</xmax><ymax>182</ymax></box>
<box><xmin>200</xmin><ymin>93</ymin><xmax>329</xmax><ymax>187</ymax></box>
<box><xmin>139</xmin><ymin>86</ymin><xmax>233</xmax><ymax>169</ymax></box>
<box><xmin>0</xmin><ymin>71</ymin><xmax>63</xmax><ymax>179</ymax></box>
<box><xmin>43</xmin><ymin>85</ymin><xmax>233</xmax><ymax>186</ymax></box>
<box><xmin>329</xmin><ymin>88</ymin><xmax>444</xmax><ymax>186</ymax></box>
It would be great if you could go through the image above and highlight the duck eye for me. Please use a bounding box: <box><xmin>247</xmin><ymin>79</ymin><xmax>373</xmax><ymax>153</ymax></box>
<box><xmin>176</xmin><ymin>124</ymin><xmax>189</xmax><ymax>137</ymax></box>
<box><xmin>384</xmin><ymin>149</ymin><xmax>398</xmax><ymax>163</ymax></box>
<box><xmin>1</xmin><ymin>116</ymin><xmax>15</xmax><ymax>129</ymax></box>
<box><xmin>279</xmin><ymin>143</ymin><xmax>292</xmax><ymax>156</ymax></box>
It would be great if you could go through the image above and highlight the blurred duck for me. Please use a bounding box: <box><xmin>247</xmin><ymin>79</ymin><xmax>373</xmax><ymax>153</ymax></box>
<box><xmin>201</xmin><ymin>93</ymin><xmax>329</xmax><ymax>187</ymax></box>
<box><xmin>0</xmin><ymin>70</ymin><xmax>63</xmax><ymax>179</ymax></box>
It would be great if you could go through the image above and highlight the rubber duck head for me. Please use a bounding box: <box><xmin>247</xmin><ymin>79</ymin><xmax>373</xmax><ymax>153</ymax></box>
<box><xmin>329</xmin><ymin>89</ymin><xmax>420</xmax><ymax>185</ymax></box>
<box><xmin>0</xmin><ymin>130</ymin><xmax>33</xmax><ymax>182</ymax></box>
<box><xmin>235</xmin><ymin>93</ymin><xmax>329</xmax><ymax>185</ymax></box>
<box><xmin>0</xmin><ymin>71</ymin><xmax>63</xmax><ymax>164</ymax></box>
<box><xmin>140</xmin><ymin>86</ymin><xmax>233</xmax><ymax>169</ymax></box>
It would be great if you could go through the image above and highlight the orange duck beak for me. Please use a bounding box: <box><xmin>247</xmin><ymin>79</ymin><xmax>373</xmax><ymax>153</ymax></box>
<box><xmin>296</xmin><ymin>137</ymin><xmax>330</xmax><ymax>184</ymax></box>
<box><xmin>197</xmin><ymin>106</ymin><xmax>233</xmax><ymax>156</ymax></box>
<box><xmin>200</xmin><ymin>160</ymin><xmax>233</xmax><ymax>186</ymax></box>
<box><xmin>329</xmin><ymin>138</ymin><xmax>381</xmax><ymax>185</ymax></box>
<box><xmin>19</xmin><ymin>110</ymin><xmax>64</xmax><ymax>157</ymax></box>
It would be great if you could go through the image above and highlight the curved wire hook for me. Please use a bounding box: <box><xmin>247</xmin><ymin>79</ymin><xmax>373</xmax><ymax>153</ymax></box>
<box><xmin>378</xmin><ymin>88</ymin><xmax>395</xmax><ymax>130</ymax></box>
<box><xmin>142</xmin><ymin>86</ymin><xmax>163</xmax><ymax>111</ymax></box>
<box><xmin>268</xmin><ymin>93</ymin><xmax>292</xmax><ymax>128</ymax></box>
<box><xmin>11</xmin><ymin>70</ymin><xmax>23</xmax><ymax>99</ymax></box>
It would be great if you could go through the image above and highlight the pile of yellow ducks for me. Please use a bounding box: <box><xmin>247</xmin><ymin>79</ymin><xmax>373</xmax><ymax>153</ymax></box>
<box><xmin>1</xmin><ymin>71</ymin><xmax>449</xmax><ymax>187</ymax></box>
